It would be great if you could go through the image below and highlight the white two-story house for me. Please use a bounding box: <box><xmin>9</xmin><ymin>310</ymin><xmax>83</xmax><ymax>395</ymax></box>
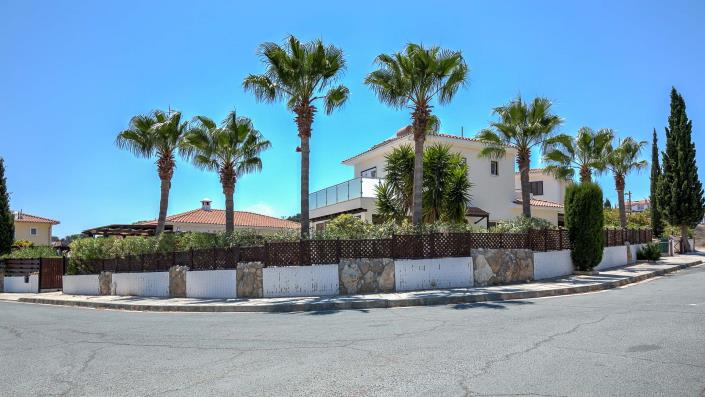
<box><xmin>309</xmin><ymin>127</ymin><xmax>566</xmax><ymax>230</ymax></box>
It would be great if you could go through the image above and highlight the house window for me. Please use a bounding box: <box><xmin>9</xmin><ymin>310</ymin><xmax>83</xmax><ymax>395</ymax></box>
<box><xmin>490</xmin><ymin>161</ymin><xmax>499</xmax><ymax>176</ymax></box>
<box><xmin>529</xmin><ymin>181</ymin><xmax>544</xmax><ymax>195</ymax></box>
<box><xmin>30</xmin><ymin>228</ymin><xmax>37</xmax><ymax>236</ymax></box>
<box><xmin>361</xmin><ymin>167</ymin><xmax>377</xmax><ymax>178</ymax></box>
<box><xmin>558</xmin><ymin>213</ymin><xmax>565</xmax><ymax>227</ymax></box>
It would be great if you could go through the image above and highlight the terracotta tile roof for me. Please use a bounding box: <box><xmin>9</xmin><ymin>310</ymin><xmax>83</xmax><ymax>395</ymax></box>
<box><xmin>139</xmin><ymin>208</ymin><xmax>299</xmax><ymax>229</ymax></box>
<box><xmin>513</xmin><ymin>198</ymin><xmax>564</xmax><ymax>208</ymax></box>
<box><xmin>13</xmin><ymin>212</ymin><xmax>60</xmax><ymax>225</ymax></box>
<box><xmin>342</xmin><ymin>130</ymin><xmax>512</xmax><ymax>164</ymax></box>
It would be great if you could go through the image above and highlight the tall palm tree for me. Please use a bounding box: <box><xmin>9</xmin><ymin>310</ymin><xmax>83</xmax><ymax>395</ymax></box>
<box><xmin>116</xmin><ymin>110</ymin><xmax>187</xmax><ymax>234</ymax></box>
<box><xmin>543</xmin><ymin>127</ymin><xmax>614</xmax><ymax>182</ymax></box>
<box><xmin>365</xmin><ymin>43</ymin><xmax>468</xmax><ymax>226</ymax></box>
<box><xmin>606</xmin><ymin>137</ymin><xmax>648</xmax><ymax>228</ymax></box>
<box><xmin>181</xmin><ymin>111</ymin><xmax>271</xmax><ymax>234</ymax></box>
<box><xmin>476</xmin><ymin>96</ymin><xmax>563</xmax><ymax>217</ymax></box>
<box><xmin>243</xmin><ymin>36</ymin><xmax>349</xmax><ymax>238</ymax></box>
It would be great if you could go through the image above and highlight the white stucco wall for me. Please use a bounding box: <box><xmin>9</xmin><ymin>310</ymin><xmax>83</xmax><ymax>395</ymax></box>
<box><xmin>63</xmin><ymin>275</ymin><xmax>100</xmax><ymax>295</ymax></box>
<box><xmin>514</xmin><ymin>171</ymin><xmax>567</xmax><ymax>205</ymax></box>
<box><xmin>111</xmin><ymin>272</ymin><xmax>170</xmax><ymax>297</ymax></box>
<box><xmin>394</xmin><ymin>257</ymin><xmax>474</xmax><ymax>291</ymax></box>
<box><xmin>262</xmin><ymin>264</ymin><xmax>339</xmax><ymax>297</ymax></box>
<box><xmin>3</xmin><ymin>275</ymin><xmax>39</xmax><ymax>293</ymax></box>
<box><xmin>595</xmin><ymin>245</ymin><xmax>630</xmax><ymax>270</ymax></box>
<box><xmin>533</xmin><ymin>250</ymin><xmax>573</xmax><ymax>280</ymax></box>
<box><xmin>186</xmin><ymin>270</ymin><xmax>237</xmax><ymax>299</ymax></box>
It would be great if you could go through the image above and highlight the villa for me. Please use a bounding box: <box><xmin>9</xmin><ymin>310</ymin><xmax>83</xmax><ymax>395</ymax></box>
<box><xmin>12</xmin><ymin>210</ymin><xmax>60</xmax><ymax>246</ymax></box>
<box><xmin>83</xmin><ymin>199</ymin><xmax>299</xmax><ymax>237</ymax></box>
<box><xmin>309</xmin><ymin>127</ymin><xmax>566</xmax><ymax>230</ymax></box>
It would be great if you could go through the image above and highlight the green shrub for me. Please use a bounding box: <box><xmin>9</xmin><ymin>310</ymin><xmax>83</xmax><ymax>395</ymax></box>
<box><xmin>1</xmin><ymin>246</ymin><xmax>60</xmax><ymax>259</ymax></box>
<box><xmin>11</xmin><ymin>240</ymin><xmax>34</xmax><ymax>249</ymax></box>
<box><xmin>636</xmin><ymin>243</ymin><xmax>661</xmax><ymax>261</ymax></box>
<box><xmin>565</xmin><ymin>182</ymin><xmax>604</xmax><ymax>271</ymax></box>
<box><xmin>490</xmin><ymin>216</ymin><xmax>556</xmax><ymax>233</ymax></box>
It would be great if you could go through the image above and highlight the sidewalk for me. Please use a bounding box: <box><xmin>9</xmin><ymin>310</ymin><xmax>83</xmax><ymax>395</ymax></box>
<box><xmin>1</xmin><ymin>253</ymin><xmax>702</xmax><ymax>313</ymax></box>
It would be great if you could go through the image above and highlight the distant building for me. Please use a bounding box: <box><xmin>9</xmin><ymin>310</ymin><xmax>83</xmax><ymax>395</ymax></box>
<box><xmin>12</xmin><ymin>211</ymin><xmax>60</xmax><ymax>246</ymax></box>
<box><xmin>309</xmin><ymin>127</ymin><xmax>566</xmax><ymax>230</ymax></box>
<box><xmin>137</xmin><ymin>199</ymin><xmax>299</xmax><ymax>234</ymax></box>
<box><xmin>629</xmin><ymin>199</ymin><xmax>650</xmax><ymax>213</ymax></box>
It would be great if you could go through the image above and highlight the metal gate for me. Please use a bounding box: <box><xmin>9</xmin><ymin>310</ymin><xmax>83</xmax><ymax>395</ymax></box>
<box><xmin>39</xmin><ymin>258</ymin><xmax>64</xmax><ymax>290</ymax></box>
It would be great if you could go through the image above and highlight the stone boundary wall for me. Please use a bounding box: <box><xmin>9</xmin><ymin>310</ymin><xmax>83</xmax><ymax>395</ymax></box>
<box><xmin>53</xmin><ymin>244</ymin><xmax>651</xmax><ymax>299</ymax></box>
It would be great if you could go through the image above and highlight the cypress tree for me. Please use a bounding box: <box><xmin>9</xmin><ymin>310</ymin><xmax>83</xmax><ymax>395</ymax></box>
<box><xmin>565</xmin><ymin>182</ymin><xmax>604</xmax><ymax>271</ymax></box>
<box><xmin>0</xmin><ymin>158</ymin><xmax>13</xmax><ymax>255</ymax></box>
<box><xmin>604</xmin><ymin>198</ymin><xmax>612</xmax><ymax>209</ymax></box>
<box><xmin>658</xmin><ymin>88</ymin><xmax>705</xmax><ymax>251</ymax></box>
<box><xmin>650</xmin><ymin>128</ymin><xmax>664</xmax><ymax>237</ymax></box>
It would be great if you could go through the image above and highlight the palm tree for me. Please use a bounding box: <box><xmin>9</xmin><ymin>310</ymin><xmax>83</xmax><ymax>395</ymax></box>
<box><xmin>476</xmin><ymin>96</ymin><xmax>563</xmax><ymax>217</ymax></box>
<box><xmin>543</xmin><ymin>127</ymin><xmax>614</xmax><ymax>182</ymax></box>
<box><xmin>605</xmin><ymin>137</ymin><xmax>648</xmax><ymax>228</ymax></box>
<box><xmin>116</xmin><ymin>110</ymin><xmax>187</xmax><ymax>235</ymax></box>
<box><xmin>243</xmin><ymin>36</ymin><xmax>349</xmax><ymax>239</ymax></box>
<box><xmin>181</xmin><ymin>111</ymin><xmax>271</xmax><ymax>234</ymax></box>
<box><xmin>365</xmin><ymin>43</ymin><xmax>468</xmax><ymax>226</ymax></box>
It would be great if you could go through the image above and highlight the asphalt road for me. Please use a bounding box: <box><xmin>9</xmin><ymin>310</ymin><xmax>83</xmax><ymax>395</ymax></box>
<box><xmin>1</xmin><ymin>265</ymin><xmax>704</xmax><ymax>397</ymax></box>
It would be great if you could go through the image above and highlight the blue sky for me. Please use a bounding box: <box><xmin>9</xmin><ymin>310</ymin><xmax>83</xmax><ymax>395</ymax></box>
<box><xmin>1</xmin><ymin>0</ymin><xmax>704</xmax><ymax>237</ymax></box>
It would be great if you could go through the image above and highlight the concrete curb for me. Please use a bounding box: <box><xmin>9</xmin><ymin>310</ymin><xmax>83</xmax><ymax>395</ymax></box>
<box><xmin>14</xmin><ymin>260</ymin><xmax>702</xmax><ymax>313</ymax></box>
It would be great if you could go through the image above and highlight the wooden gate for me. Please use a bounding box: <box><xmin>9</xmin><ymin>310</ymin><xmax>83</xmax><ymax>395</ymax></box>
<box><xmin>39</xmin><ymin>258</ymin><xmax>64</xmax><ymax>290</ymax></box>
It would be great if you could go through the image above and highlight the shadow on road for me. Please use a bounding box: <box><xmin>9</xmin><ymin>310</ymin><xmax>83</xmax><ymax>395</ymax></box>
<box><xmin>451</xmin><ymin>300</ymin><xmax>534</xmax><ymax>310</ymax></box>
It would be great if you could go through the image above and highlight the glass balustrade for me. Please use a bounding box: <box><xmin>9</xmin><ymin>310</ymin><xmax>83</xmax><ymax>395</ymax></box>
<box><xmin>308</xmin><ymin>177</ymin><xmax>382</xmax><ymax>210</ymax></box>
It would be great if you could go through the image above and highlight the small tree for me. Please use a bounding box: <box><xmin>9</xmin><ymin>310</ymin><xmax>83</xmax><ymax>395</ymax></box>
<box><xmin>604</xmin><ymin>198</ymin><xmax>612</xmax><ymax>209</ymax></box>
<box><xmin>0</xmin><ymin>158</ymin><xmax>13</xmax><ymax>255</ymax></box>
<box><xmin>658</xmin><ymin>88</ymin><xmax>705</xmax><ymax>251</ymax></box>
<box><xmin>565</xmin><ymin>182</ymin><xmax>604</xmax><ymax>271</ymax></box>
<box><xmin>650</xmin><ymin>128</ymin><xmax>665</xmax><ymax>237</ymax></box>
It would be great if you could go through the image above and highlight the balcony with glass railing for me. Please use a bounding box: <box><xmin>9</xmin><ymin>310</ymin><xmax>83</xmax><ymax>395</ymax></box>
<box><xmin>309</xmin><ymin>177</ymin><xmax>382</xmax><ymax>210</ymax></box>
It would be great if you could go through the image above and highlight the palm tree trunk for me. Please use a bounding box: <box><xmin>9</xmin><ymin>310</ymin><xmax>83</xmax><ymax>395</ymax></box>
<box><xmin>300</xmin><ymin>134</ymin><xmax>310</xmax><ymax>239</ymax></box>
<box><xmin>681</xmin><ymin>224</ymin><xmax>690</xmax><ymax>252</ymax></box>
<box><xmin>517</xmin><ymin>150</ymin><xmax>531</xmax><ymax>217</ymax></box>
<box><xmin>223</xmin><ymin>182</ymin><xmax>235</xmax><ymax>234</ymax></box>
<box><xmin>155</xmin><ymin>153</ymin><xmax>174</xmax><ymax>235</ymax></box>
<box><xmin>411</xmin><ymin>104</ymin><xmax>430</xmax><ymax>226</ymax></box>
<box><xmin>294</xmin><ymin>103</ymin><xmax>315</xmax><ymax>239</ymax></box>
<box><xmin>579</xmin><ymin>166</ymin><xmax>592</xmax><ymax>183</ymax></box>
<box><xmin>156</xmin><ymin>177</ymin><xmax>171</xmax><ymax>235</ymax></box>
<box><xmin>615</xmin><ymin>175</ymin><xmax>627</xmax><ymax>229</ymax></box>
<box><xmin>412</xmin><ymin>136</ymin><xmax>424</xmax><ymax>225</ymax></box>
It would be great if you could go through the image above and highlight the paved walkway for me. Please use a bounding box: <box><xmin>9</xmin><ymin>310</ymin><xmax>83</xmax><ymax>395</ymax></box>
<box><xmin>1</xmin><ymin>253</ymin><xmax>702</xmax><ymax>313</ymax></box>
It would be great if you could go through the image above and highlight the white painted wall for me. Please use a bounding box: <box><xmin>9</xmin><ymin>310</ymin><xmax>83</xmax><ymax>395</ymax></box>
<box><xmin>395</xmin><ymin>257</ymin><xmax>474</xmax><ymax>291</ymax></box>
<box><xmin>596</xmin><ymin>245</ymin><xmax>629</xmax><ymax>270</ymax></box>
<box><xmin>186</xmin><ymin>270</ymin><xmax>237</xmax><ymax>299</ymax></box>
<box><xmin>63</xmin><ymin>275</ymin><xmax>100</xmax><ymax>295</ymax></box>
<box><xmin>111</xmin><ymin>272</ymin><xmax>169</xmax><ymax>297</ymax></box>
<box><xmin>514</xmin><ymin>171</ymin><xmax>567</xmax><ymax>204</ymax></box>
<box><xmin>3</xmin><ymin>275</ymin><xmax>39</xmax><ymax>293</ymax></box>
<box><xmin>533</xmin><ymin>250</ymin><xmax>573</xmax><ymax>280</ymax></box>
<box><xmin>262</xmin><ymin>264</ymin><xmax>339</xmax><ymax>297</ymax></box>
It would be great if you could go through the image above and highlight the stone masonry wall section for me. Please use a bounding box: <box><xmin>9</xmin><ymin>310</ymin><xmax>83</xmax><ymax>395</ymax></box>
<box><xmin>236</xmin><ymin>262</ymin><xmax>263</xmax><ymax>298</ymax></box>
<box><xmin>338</xmin><ymin>258</ymin><xmax>395</xmax><ymax>295</ymax></box>
<box><xmin>472</xmin><ymin>248</ymin><xmax>534</xmax><ymax>287</ymax></box>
